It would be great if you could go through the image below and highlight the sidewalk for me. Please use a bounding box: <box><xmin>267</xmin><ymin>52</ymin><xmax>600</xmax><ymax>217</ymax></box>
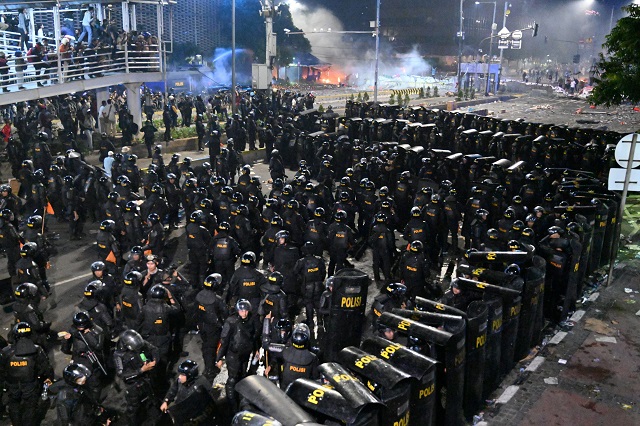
<box><xmin>483</xmin><ymin>264</ymin><xmax>640</xmax><ymax>425</ymax></box>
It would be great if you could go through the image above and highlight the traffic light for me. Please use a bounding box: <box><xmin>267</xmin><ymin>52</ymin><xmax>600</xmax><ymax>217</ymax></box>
<box><xmin>573</xmin><ymin>54</ymin><xmax>581</xmax><ymax>64</ymax></box>
<box><xmin>533</xmin><ymin>23</ymin><xmax>539</xmax><ymax>37</ymax></box>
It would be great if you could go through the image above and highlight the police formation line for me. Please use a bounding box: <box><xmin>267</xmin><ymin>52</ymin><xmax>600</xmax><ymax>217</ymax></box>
<box><xmin>0</xmin><ymin>95</ymin><xmax>622</xmax><ymax>426</ymax></box>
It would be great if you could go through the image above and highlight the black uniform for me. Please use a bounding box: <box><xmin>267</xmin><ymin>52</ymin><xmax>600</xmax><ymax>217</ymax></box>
<box><xmin>0</xmin><ymin>220</ymin><xmax>21</xmax><ymax>277</ymax></box>
<box><xmin>0</xmin><ymin>337</ymin><xmax>53</xmax><ymax>426</ymax></box>
<box><xmin>228</xmin><ymin>265</ymin><xmax>267</xmax><ymax>310</ymax></box>
<box><xmin>60</xmin><ymin>326</ymin><xmax>106</xmax><ymax>400</ymax></box>
<box><xmin>210</xmin><ymin>232</ymin><xmax>241</xmax><ymax>288</ymax></box>
<box><xmin>368</xmin><ymin>222</ymin><xmax>396</xmax><ymax>282</ymax></box>
<box><xmin>138</xmin><ymin>298</ymin><xmax>181</xmax><ymax>375</ymax></box>
<box><xmin>279</xmin><ymin>345</ymin><xmax>319</xmax><ymax>389</ymax></box>
<box><xmin>293</xmin><ymin>254</ymin><xmax>326</xmax><ymax>327</ymax></box>
<box><xmin>326</xmin><ymin>222</ymin><xmax>355</xmax><ymax>276</ymax></box>
<box><xmin>215</xmin><ymin>312</ymin><xmax>260</xmax><ymax>409</ymax></box>
<box><xmin>193</xmin><ymin>288</ymin><xmax>227</xmax><ymax>375</ymax></box>
<box><xmin>186</xmin><ymin>222</ymin><xmax>211</xmax><ymax>287</ymax></box>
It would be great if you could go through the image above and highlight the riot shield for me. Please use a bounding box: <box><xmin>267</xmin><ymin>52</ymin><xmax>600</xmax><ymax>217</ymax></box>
<box><xmin>590</xmin><ymin>202</ymin><xmax>609</xmax><ymax>269</ymax></box>
<box><xmin>463</xmin><ymin>300</ymin><xmax>488</xmax><ymax>420</ymax></box>
<box><xmin>338</xmin><ymin>346</ymin><xmax>412</xmax><ymax>426</ymax></box>
<box><xmin>235</xmin><ymin>375</ymin><xmax>317</xmax><ymax>425</ymax></box>
<box><xmin>378</xmin><ymin>312</ymin><xmax>466</xmax><ymax>426</ymax></box>
<box><xmin>362</xmin><ymin>336</ymin><xmax>438</xmax><ymax>426</ymax></box>
<box><xmin>467</xmin><ymin>251</ymin><xmax>532</xmax><ymax>265</ymax></box>
<box><xmin>232</xmin><ymin>411</ymin><xmax>283</xmax><ymax>426</ymax></box>
<box><xmin>286</xmin><ymin>378</ymin><xmax>379</xmax><ymax>426</ymax></box>
<box><xmin>322</xmin><ymin>268</ymin><xmax>370</xmax><ymax>362</ymax></box>
<box><xmin>167</xmin><ymin>385</ymin><xmax>216</xmax><ymax>425</ymax></box>
<box><xmin>529</xmin><ymin>256</ymin><xmax>547</xmax><ymax>349</ymax></box>
<box><xmin>413</xmin><ymin>296</ymin><xmax>467</xmax><ymax>318</ymax></box>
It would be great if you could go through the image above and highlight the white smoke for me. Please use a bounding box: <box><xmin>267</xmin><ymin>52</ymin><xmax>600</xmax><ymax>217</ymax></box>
<box><xmin>287</xmin><ymin>0</ymin><xmax>435</xmax><ymax>89</ymax></box>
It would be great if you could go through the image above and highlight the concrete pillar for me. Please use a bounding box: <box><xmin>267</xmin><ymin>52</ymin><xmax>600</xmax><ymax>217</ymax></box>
<box><xmin>95</xmin><ymin>87</ymin><xmax>110</xmax><ymax>133</ymax></box>
<box><xmin>124</xmin><ymin>82</ymin><xmax>142</xmax><ymax>137</ymax></box>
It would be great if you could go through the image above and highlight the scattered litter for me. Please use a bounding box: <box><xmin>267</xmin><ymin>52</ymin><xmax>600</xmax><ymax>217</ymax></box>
<box><xmin>472</xmin><ymin>413</ymin><xmax>484</xmax><ymax>425</ymax></box>
<box><xmin>525</xmin><ymin>356</ymin><xmax>546</xmax><ymax>372</ymax></box>
<box><xmin>544</xmin><ymin>377</ymin><xmax>559</xmax><ymax>385</ymax></box>
<box><xmin>635</xmin><ymin>310</ymin><xmax>640</xmax><ymax>316</ymax></box>
<box><xmin>626</xmin><ymin>299</ymin><xmax>637</xmax><ymax>304</ymax></box>
<box><xmin>584</xmin><ymin>318</ymin><xmax>616</xmax><ymax>336</ymax></box>
<box><xmin>595</xmin><ymin>336</ymin><xmax>617</xmax><ymax>344</ymax></box>
<box><xmin>611</xmin><ymin>320</ymin><xmax>619</xmax><ymax>325</ymax></box>
<box><xmin>558</xmin><ymin>359</ymin><xmax>568</xmax><ymax>364</ymax></box>
<box><xmin>625</xmin><ymin>288</ymin><xmax>633</xmax><ymax>293</ymax></box>
<box><xmin>570</xmin><ymin>310</ymin><xmax>586</xmax><ymax>322</ymax></box>
<box><xmin>593</xmin><ymin>358</ymin><xmax>600</xmax><ymax>363</ymax></box>
<box><xmin>622</xmin><ymin>404</ymin><xmax>633</xmax><ymax>410</ymax></box>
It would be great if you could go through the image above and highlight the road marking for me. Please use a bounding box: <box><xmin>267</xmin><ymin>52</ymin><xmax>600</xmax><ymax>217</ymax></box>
<box><xmin>52</xmin><ymin>272</ymin><xmax>93</xmax><ymax>287</ymax></box>
<box><xmin>570</xmin><ymin>310</ymin><xmax>586</xmax><ymax>322</ymax></box>
<box><xmin>525</xmin><ymin>356</ymin><xmax>546</xmax><ymax>372</ymax></box>
<box><xmin>496</xmin><ymin>385</ymin><xmax>520</xmax><ymax>404</ymax></box>
<box><xmin>595</xmin><ymin>336</ymin><xmax>617</xmax><ymax>344</ymax></box>
<box><xmin>548</xmin><ymin>331</ymin><xmax>567</xmax><ymax>345</ymax></box>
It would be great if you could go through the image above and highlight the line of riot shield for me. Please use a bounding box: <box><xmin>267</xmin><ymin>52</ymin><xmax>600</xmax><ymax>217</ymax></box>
<box><xmin>286</xmin><ymin>378</ymin><xmax>380</xmax><ymax>426</ymax></box>
<box><xmin>232</xmin><ymin>411</ymin><xmax>284</xmax><ymax>426</ymax></box>
<box><xmin>466</xmin><ymin>251</ymin><xmax>532</xmax><ymax>265</ymax></box>
<box><xmin>322</xmin><ymin>268</ymin><xmax>370</xmax><ymax>362</ymax></box>
<box><xmin>338</xmin><ymin>346</ymin><xmax>413</xmax><ymax>426</ymax></box>
<box><xmin>454</xmin><ymin>267</ymin><xmax>524</xmax><ymax>375</ymax></box>
<box><xmin>413</xmin><ymin>296</ymin><xmax>467</xmax><ymax>318</ymax></box>
<box><xmin>235</xmin><ymin>375</ymin><xmax>318</xmax><ymax>425</ymax></box>
<box><xmin>378</xmin><ymin>311</ymin><xmax>466</xmax><ymax>426</ymax></box>
<box><xmin>316</xmin><ymin>362</ymin><xmax>383</xmax><ymax>424</ymax></box>
<box><xmin>590</xmin><ymin>201</ymin><xmax>609</xmax><ymax>270</ymax></box>
<box><xmin>362</xmin><ymin>336</ymin><xmax>438</xmax><ymax>426</ymax></box>
<box><xmin>528</xmin><ymin>255</ymin><xmax>547</xmax><ymax>349</ymax></box>
<box><xmin>462</xmin><ymin>300</ymin><xmax>488</xmax><ymax>419</ymax></box>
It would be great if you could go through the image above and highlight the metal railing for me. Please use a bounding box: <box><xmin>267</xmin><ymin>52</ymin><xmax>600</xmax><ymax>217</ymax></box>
<box><xmin>0</xmin><ymin>30</ymin><xmax>161</xmax><ymax>92</ymax></box>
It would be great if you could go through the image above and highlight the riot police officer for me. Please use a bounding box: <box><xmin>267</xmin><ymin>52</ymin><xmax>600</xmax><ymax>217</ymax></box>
<box><xmin>216</xmin><ymin>299</ymin><xmax>261</xmax><ymax>410</ymax></box>
<box><xmin>186</xmin><ymin>210</ymin><xmax>212</xmax><ymax>286</ymax></box>
<box><xmin>229</xmin><ymin>252</ymin><xmax>267</xmax><ymax>309</ymax></box>
<box><xmin>0</xmin><ymin>322</ymin><xmax>53</xmax><ymax>426</ymax></box>
<box><xmin>78</xmin><ymin>282</ymin><xmax>114</xmax><ymax>335</ymax></box>
<box><xmin>278</xmin><ymin>323</ymin><xmax>319</xmax><ymax>389</ymax></box>
<box><xmin>141</xmin><ymin>213</ymin><xmax>165</xmax><ymax>258</ymax></box>
<box><xmin>259</xmin><ymin>271</ymin><xmax>288</xmax><ymax>322</ymax></box>
<box><xmin>52</xmin><ymin>363</ymin><xmax>105</xmax><ymax>425</ymax></box>
<box><xmin>399</xmin><ymin>240</ymin><xmax>437</xmax><ymax>299</ymax></box>
<box><xmin>193</xmin><ymin>273</ymin><xmax>227</xmax><ymax>379</ymax></box>
<box><xmin>0</xmin><ymin>211</ymin><xmax>21</xmax><ymax>278</ymax></box>
<box><xmin>293</xmin><ymin>241</ymin><xmax>326</xmax><ymax>330</ymax></box>
<box><xmin>272</xmin><ymin>230</ymin><xmax>301</xmax><ymax>315</ymax></box>
<box><xmin>113</xmin><ymin>329</ymin><xmax>161</xmax><ymax>425</ymax></box>
<box><xmin>12</xmin><ymin>283</ymin><xmax>51</xmax><ymax>346</ymax></box>
<box><xmin>368</xmin><ymin>212</ymin><xmax>396</xmax><ymax>284</ymax></box>
<box><xmin>160</xmin><ymin>360</ymin><xmax>217</xmax><ymax>423</ymax></box>
<box><xmin>210</xmin><ymin>222</ymin><xmax>241</xmax><ymax>288</ymax></box>
<box><xmin>119</xmin><ymin>271</ymin><xmax>145</xmax><ymax>330</ymax></box>
<box><xmin>327</xmin><ymin>210</ymin><xmax>355</xmax><ymax>276</ymax></box>
<box><xmin>370</xmin><ymin>282</ymin><xmax>409</xmax><ymax>329</ymax></box>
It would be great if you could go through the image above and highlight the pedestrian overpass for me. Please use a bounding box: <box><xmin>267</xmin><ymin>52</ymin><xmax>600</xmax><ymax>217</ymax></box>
<box><xmin>0</xmin><ymin>0</ymin><xmax>173</xmax><ymax>128</ymax></box>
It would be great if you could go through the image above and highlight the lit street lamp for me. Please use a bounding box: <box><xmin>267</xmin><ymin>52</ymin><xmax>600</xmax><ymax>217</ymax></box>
<box><xmin>476</xmin><ymin>1</ymin><xmax>497</xmax><ymax>95</ymax></box>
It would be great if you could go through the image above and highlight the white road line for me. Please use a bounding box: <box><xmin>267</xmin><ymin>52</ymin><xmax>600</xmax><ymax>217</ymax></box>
<box><xmin>570</xmin><ymin>310</ymin><xmax>586</xmax><ymax>323</ymax></box>
<box><xmin>496</xmin><ymin>385</ymin><xmax>520</xmax><ymax>404</ymax></box>
<box><xmin>548</xmin><ymin>331</ymin><xmax>568</xmax><ymax>345</ymax></box>
<box><xmin>52</xmin><ymin>272</ymin><xmax>94</xmax><ymax>287</ymax></box>
<box><xmin>525</xmin><ymin>356</ymin><xmax>546</xmax><ymax>372</ymax></box>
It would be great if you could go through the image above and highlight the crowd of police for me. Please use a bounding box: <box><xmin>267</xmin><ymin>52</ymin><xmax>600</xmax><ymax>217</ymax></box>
<box><xmin>0</xmin><ymin>86</ymin><xmax>625</xmax><ymax>425</ymax></box>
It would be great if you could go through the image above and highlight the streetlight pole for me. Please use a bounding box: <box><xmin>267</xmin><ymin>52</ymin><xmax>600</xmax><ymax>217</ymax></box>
<box><xmin>478</xmin><ymin>1</ymin><xmax>497</xmax><ymax>95</ymax></box>
<box><xmin>374</xmin><ymin>0</ymin><xmax>380</xmax><ymax>103</ymax></box>
<box><xmin>457</xmin><ymin>0</ymin><xmax>465</xmax><ymax>93</ymax></box>
<box><xmin>497</xmin><ymin>1</ymin><xmax>509</xmax><ymax>90</ymax></box>
<box><xmin>231</xmin><ymin>0</ymin><xmax>237</xmax><ymax>114</ymax></box>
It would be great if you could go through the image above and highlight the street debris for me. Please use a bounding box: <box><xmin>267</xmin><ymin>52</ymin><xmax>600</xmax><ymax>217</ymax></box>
<box><xmin>558</xmin><ymin>359</ymin><xmax>568</xmax><ymax>365</ymax></box>
<box><xmin>595</xmin><ymin>336</ymin><xmax>618</xmax><ymax>344</ymax></box>
<box><xmin>584</xmin><ymin>318</ymin><xmax>616</xmax><ymax>336</ymax></box>
<box><xmin>544</xmin><ymin>377</ymin><xmax>559</xmax><ymax>385</ymax></box>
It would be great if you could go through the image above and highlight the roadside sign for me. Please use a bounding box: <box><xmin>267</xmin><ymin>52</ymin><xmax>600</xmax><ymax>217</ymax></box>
<box><xmin>614</xmin><ymin>133</ymin><xmax>640</xmax><ymax>168</ymax></box>
<box><xmin>608</xmin><ymin>168</ymin><xmax>640</xmax><ymax>191</ymax></box>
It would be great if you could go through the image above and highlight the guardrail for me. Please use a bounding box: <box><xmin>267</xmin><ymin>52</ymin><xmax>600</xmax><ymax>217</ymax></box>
<box><xmin>0</xmin><ymin>35</ymin><xmax>161</xmax><ymax>92</ymax></box>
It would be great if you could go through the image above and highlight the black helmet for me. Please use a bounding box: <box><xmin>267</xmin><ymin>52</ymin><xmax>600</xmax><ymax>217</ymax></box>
<box><xmin>91</xmin><ymin>261</ymin><xmax>106</xmax><ymax>272</ymax></box>
<box><xmin>302</xmin><ymin>241</ymin><xmax>315</xmax><ymax>255</ymax></box>
<box><xmin>291</xmin><ymin>323</ymin><xmax>311</xmax><ymax>349</ymax></box>
<box><xmin>149</xmin><ymin>284</ymin><xmax>167</xmax><ymax>300</ymax></box>
<box><xmin>20</xmin><ymin>242</ymin><xmax>37</xmax><ymax>258</ymax></box>
<box><xmin>63</xmin><ymin>362</ymin><xmax>92</xmax><ymax>386</ymax></box>
<box><xmin>147</xmin><ymin>213</ymin><xmax>160</xmax><ymax>224</ymax></box>
<box><xmin>274</xmin><ymin>318</ymin><xmax>293</xmax><ymax>338</ymax></box>
<box><xmin>73</xmin><ymin>311</ymin><xmax>93</xmax><ymax>329</ymax></box>
<box><xmin>476</xmin><ymin>208</ymin><xmax>489</xmax><ymax>218</ymax></box>
<box><xmin>464</xmin><ymin>248</ymin><xmax>478</xmax><ymax>259</ymax></box>
<box><xmin>237</xmin><ymin>204</ymin><xmax>249</xmax><ymax>216</ymax></box>
<box><xmin>385</xmin><ymin>282</ymin><xmax>407</xmax><ymax>298</ymax></box>
<box><xmin>177</xmin><ymin>359</ymin><xmax>199</xmax><ymax>381</ymax></box>
<box><xmin>151</xmin><ymin>183</ymin><xmax>163</xmax><ymax>194</ymax></box>
<box><xmin>431</xmin><ymin>194</ymin><xmax>441</xmax><ymax>203</ymax></box>
<box><xmin>267</xmin><ymin>271</ymin><xmax>284</xmax><ymax>288</ymax></box>
<box><xmin>13</xmin><ymin>322</ymin><xmax>33</xmax><ymax>340</ymax></box>
<box><xmin>487</xmin><ymin>228</ymin><xmax>499</xmax><ymax>240</ymax></box>
<box><xmin>504</xmin><ymin>264</ymin><xmax>521</xmax><ymax>276</ymax></box>
<box><xmin>0</xmin><ymin>209</ymin><xmax>13</xmax><ymax>221</ymax></box>
<box><xmin>548</xmin><ymin>226</ymin><xmax>564</xmax><ymax>236</ymax></box>
<box><xmin>334</xmin><ymin>210</ymin><xmax>347</xmax><ymax>222</ymax></box>
<box><xmin>375</xmin><ymin>212</ymin><xmax>387</xmax><ymax>223</ymax></box>
<box><xmin>409</xmin><ymin>240</ymin><xmax>424</xmax><ymax>253</ymax></box>
<box><xmin>130</xmin><ymin>246</ymin><xmax>143</xmax><ymax>256</ymax></box>
<box><xmin>167</xmin><ymin>173</ymin><xmax>177</xmax><ymax>180</ymax></box>
<box><xmin>218</xmin><ymin>222</ymin><xmax>230</xmax><ymax>232</ymax></box>
<box><xmin>231</xmin><ymin>192</ymin><xmax>244</xmax><ymax>203</ymax></box>
<box><xmin>503</xmin><ymin>208</ymin><xmax>515</xmax><ymax>219</ymax></box>
<box><xmin>124</xmin><ymin>271</ymin><xmax>142</xmax><ymax>286</ymax></box>
<box><xmin>512</xmin><ymin>195</ymin><xmax>523</xmax><ymax>205</ymax></box>
<box><xmin>203</xmin><ymin>273</ymin><xmax>223</xmax><ymax>290</ymax></box>
<box><xmin>84</xmin><ymin>282</ymin><xmax>100</xmax><ymax>298</ymax></box>
<box><xmin>411</xmin><ymin>206</ymin><xmax>422</xmax><ymax>217</ymax></box>
<box><xmin>0</xmin><ymin>184</ymin><xmax>11</xmax><ymax>194</ymax></box>
<box><xmin>241</xmin><ymin>164</ymin><xmax>251</xmax><ymax>175</ymax></box>
<box><xmin>566</xmin><ymin>222</ymin><xmax>582</xmax><ymax>234</ymax></box>
<box><xmin>521</xmin><ymin>228</ymin><xmax>535</xmax><ymax>238</ymax></box>
<box><xmin>189</xmin><ymin>210</ymin><xmax>204</xmax><ymax>224</ymax></box>
<box><xmin>199</xmin><ymin>199</ymin><xmax>213</xmax><ymax>210</ymax></box>
<box><xmin>507</xmin><ymin>240</ymin><xmax>523</xmax><ymax>251</ymax></box>
<box><xmin>286</xmin><ymin>200</ymin><xmax>299</xmax><ymax>210</ymax></box>
<box><xmin>276</xmin><ymin>229</ymin><xmax>290</xmax><ymax>243</ymax></box>
<box><xmin>99</xmin><ymin>220</ymin><xmax>115</xmax><ymax>232</ymax></box>
<box><xmin>512</xmin><ymin>220</ymin><xmax>525</xmax><ymax>231</ymax></box>
<box><xmin>119</xmin><ymin>329</ymin><xmax>145</xmax><ymax>351</ymax></box>
<box><xmin>241</xmin><ymin>251</ymin><xmax>256</xmax><ymax>266</ymax></box>
<box><xmin>125</xmin><ymin>201</ymin><xmax>138</xmax><ymax>212</ymax></box>
<box><xmin>26</xmin><ymin>215</ymin><xmax>43</xmax><ymax>229</ymax></box>
<box><xmin>14</xmin><ymin>283</ymin><xmax>38</xmax><ymax>300</ymax></box>
<box><xmin>270</xmin><ymin>216</ymin><xmax>283</xmax><ymax>227</ymax></box>
<box><xmin>314</xmin><ymin>207</ymin><xmax>325</xmax><ymax>218</ymax></box>
<box><xmin>236</xmin><ymin>299</ymin><xmax>252</xmax><ymax>312</ymax></box>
